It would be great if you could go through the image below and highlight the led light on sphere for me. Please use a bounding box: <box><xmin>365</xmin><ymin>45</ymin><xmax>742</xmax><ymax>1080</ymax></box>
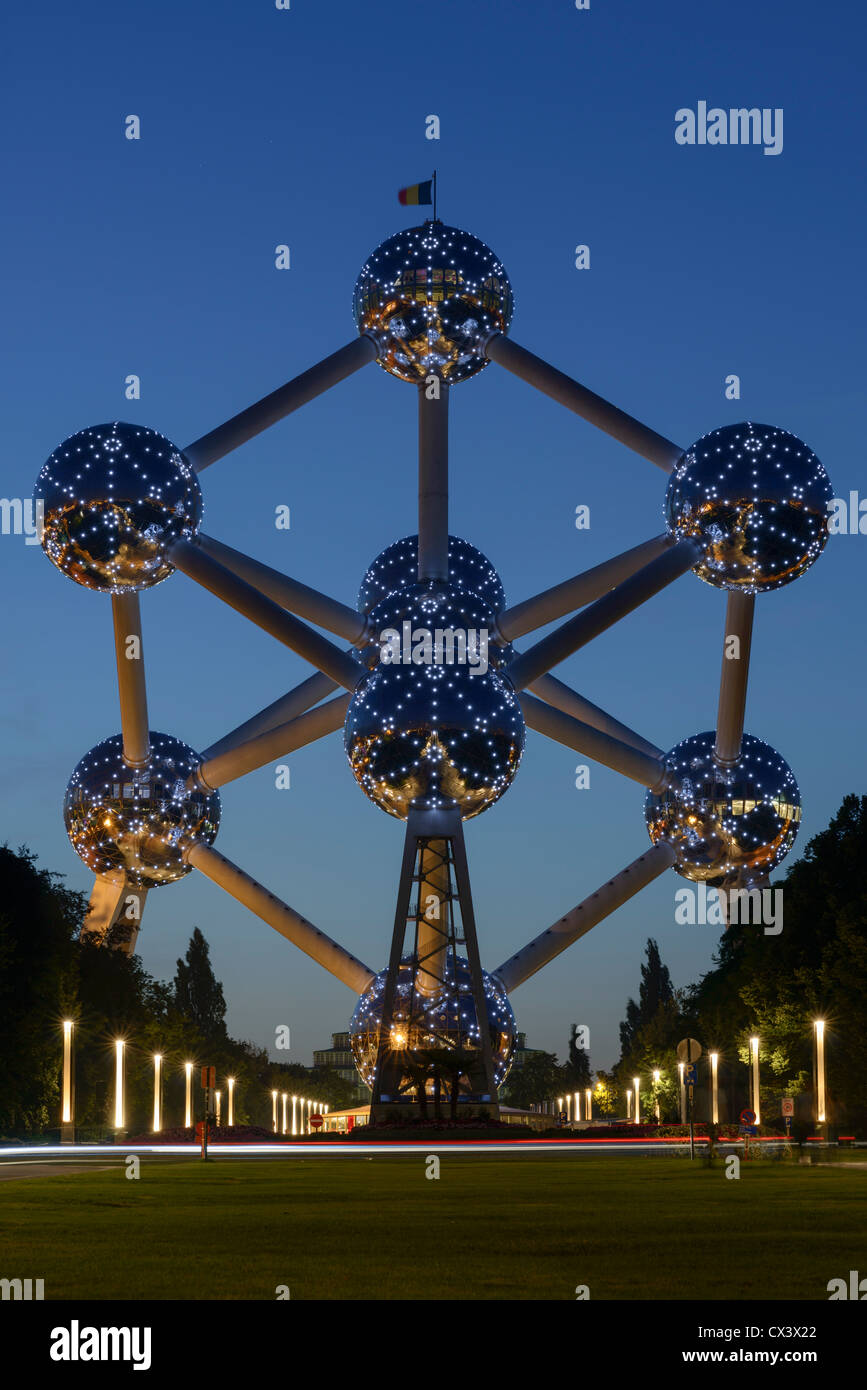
<box><xmin>349</xmin><ymin>955</ymin><xmax>516</xmax><ymax>1090</ymax></box>
<box><xmin>353</xmin><ymin>221</ymin><xmax>513</xmax><ymax>384</ymax></box>
<box><xmin>664</xmin><ymin>421</ymin><xmax>833</xmax><ymax>592</ymax></box>
<box><xmin>345</xmin><ymin>581</ymin><xmax>524</xmax><ymax>820</ymax></box>
<box><xmin>358</xmin><ymin>534</ymin><xmax>506</xmax><ymax>616</ymax></box>
<box><xmin>644</xmin><ymin>731</ymin><xmax>801</xmax><ymax>882</ymax></box>
<box><xmin>64</xmin><ymin>732</ymin><xmax>220</xmax><ymax>887</ymax></box>
<box><xmin>36</xmin><ymin>421</ymin><xmax>202</xmax><ymax>593</ymax></box>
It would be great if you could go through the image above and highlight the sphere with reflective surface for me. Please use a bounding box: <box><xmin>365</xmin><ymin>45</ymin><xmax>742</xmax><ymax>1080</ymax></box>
<box><xmin>664</xmin><ymin>422</ymin><xmax>832</xmax><ymax>593</ymax></box>
<box><xmin>358</xmin><ymin>533</ymin><xmax>506</xmax><ymax>615</ymax></box>
<box><xmin>64</xmin><ymin>732</ymin><xmax>220</xmax><ymax>887</ymax></box>
<box><xmin>350</xmin><ymin>954</ymin><xmax>517</xmax><ymax>1090</ymax></box>
<box><xmin>36</xmin><ymin>422</ymin><xmax>202</xmax><ymax>593</ymax></box>
<box><xmin>345</xmin><ymin>582</ymin><xmax>524</xmax><ymax>820</ymax></box>
<box><xmin>644</xmin><ymin>731</ymin><xmax>801</xmax><ymax>882</ymax></box>
<box><xmin>353</xmin><ymin>221</ymin><xmax>513</xmax><ymax>384</ymax></box>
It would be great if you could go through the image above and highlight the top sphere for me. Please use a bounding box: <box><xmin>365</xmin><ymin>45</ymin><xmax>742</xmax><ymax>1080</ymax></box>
<box><xmin>358</xmin><ymin>534</ymin><xmax>506</xmax><ymax>615</ymax></box>
<box><xmin>353</xmin><ymin>221</ymin><xmax>513</xmax><ymax>384</ymax></box>
<box><xmin>36</xmin><ymin>421</ymin><xmax>202</xmax><ymax>593</ymax></box>
<box><xmin>664</xmin><ymin>422</ymin><xmax>832</xmax><ymax>593</ymax></box>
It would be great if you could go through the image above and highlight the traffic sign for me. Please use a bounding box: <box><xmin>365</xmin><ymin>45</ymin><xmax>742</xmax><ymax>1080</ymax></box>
<box><xmin>684</xmin><ymin>1063</ymin><xmax>698</xmax><ymax>1085</ymax></box>
<box><xmin>740</xmin><ymin>1107</ymin><xmax>756</xmax><ymax>1125</ymax></box>
<box><xmin>781</xmin><ymin>1098</ymin><xmax>794</xmax><ymax>1117</ymax></box>
<box><xmin>310</xmin><ymin>1114</ymin><xmax>324</xmax><ymax>1131</ymax></box>
<box><xmin>677</xmin><ymin>1038</ymin><xmax>702</xmax><ymax>1063</ymax></box>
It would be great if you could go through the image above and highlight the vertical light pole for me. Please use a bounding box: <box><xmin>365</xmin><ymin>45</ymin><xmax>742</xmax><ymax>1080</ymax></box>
<box><xmin>749</xmin><ymin>1036</ymin><xmax>761</xmax><ymax>1124</ymax></box>
<box><xmin>678</xmin><ymin>1061</ymin><xmax>686</xmax><ymax>1123</ymax></box>
<box><xmin>710</xmin><ymin>1052</ymin><xmax>719</xmax><ymax>1125</ymax></box>
<box><xmin>272</xmin><ymin>1090</ymin><xmax>278</xmax><ymax>1134</ymax></box>
<box><xmin>573</xmin><ymin>1090</ymin><xmax>581</xmax><ymax>1122</ymax></box>
<box><xmin>291</xmin><ymin>1095</ymin><xmax>298</xmax><ymax>1136</ymax></box>
<box><xmin>152</xmin><ymin>1054</ymin><xmax>162</xmax><ymax>1133</ymax></box>
<box><xmin>556</xmin><ymin>1096</ymin><xmax>563</xmax><ymax>1125</ymax></box>
<box><xmin>565</xmin><ymin>1094</ymin><xmax>571</xmax><ymax>1122</ymax></box>
<box><xmin>61</xmin><ymin>1020</ymin><xmax>74</xmax><ymax>1142</ymax></box>
<box><xmin>652</xmin><ymin>1069</ymin><xmax>661</xmax><ymax>1123</ymax></box>
<box><xmin>585</xmin><ymin>1087</ymin><xmax>592</xmax><ymax>1121</ymax></box>
<box><xmin>185</xmin><ymin>1063</ymin><xmax>194</xmax><ymax>1127</ymax></box>
<box><xmin>113</xmin><ymin>1040</ymin><xmax>125</xmax><ymax>1132</ymax></box>
<box><xmin>215</xmin><ymin>1090</ymin><xmax>222</xmax><ymax>1126</ymax></box>
<box><xmin>227</xmin><ymin>1077</ymin><xmax>235</xmax><ymax>1128</ymax></box>
<box><xmin>625</xmin><ymin>1087</ymin><xmax>632</xmax><ymax>1120</ymax></box>
<box><xmin>633</xmin><ymin>1077</ymin><xmax>640</xmax><ymax>1126</ymax></box>
<box><xmin>281</xmin><ymin>1092</ymin><xmax>288</xmax><ymax>1135</ymax></box>
<box><xmin>814</xmin><ymin>1020</ymin><xmax>826</xmax><ymax>1125</ymax></box>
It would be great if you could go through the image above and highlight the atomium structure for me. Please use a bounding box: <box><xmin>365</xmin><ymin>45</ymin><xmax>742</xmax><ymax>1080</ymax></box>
<box><xmin>37</xmin><ymin>216</ymin><xmax>833</xmax><ymax>1117</ymax></box>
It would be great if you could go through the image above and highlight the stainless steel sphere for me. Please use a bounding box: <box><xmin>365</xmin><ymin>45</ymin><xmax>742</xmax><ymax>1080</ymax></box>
<box><xmin>36</xmin><ymin>422</ymin><xmax>202</xmax><ymax>593</ymax></box>
<box><xmin>345</xmin><ymin>583</ymin><xmax>524</xmax><ymax>820</ymax></box>
<box><xmin>353</xmin><ymin>221</ymin><xmax>513</xmax><ymax>384</ymax></box>
<box><xmin>664</xmin><ymin>422</ymin><xmax>832</xmax><ymax>593</ymax></box>
<box><xmin>64</xmin><ymin>732</ymin><xmax>220</xmax><ymax>887</ymax></box>
<box><xmin>358</xmin><ymin>534</ymin><xmax>506</xmax><ymax>615</ymax></box>
<box><xmin>349</xmin><ymin>955</ymin><xmax>517</xmax><ymax>1090</ymax></box>
<box><xmin>644</xmin><ymin>731</ymin><xmax>801</xmax><ymax>882</ymax></box>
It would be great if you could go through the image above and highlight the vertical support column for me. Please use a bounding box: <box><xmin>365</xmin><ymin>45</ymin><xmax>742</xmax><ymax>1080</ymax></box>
<box><xmin>112</xmin><ymin>593</ymin><xmax>150</xmax><ymax>768</ymax></box>
<box><xmin>418</xmin><ymin>383</ymin><xmax>449</xmax><ymax>582</ymax></box>
<box><xmin>416</xmin><ymin>841</ymin><xmax>450</xmax><ymax>997</ymax></box>
<box><xmin>714</xmin><ymin>591</ymin><xmax>755</xmax><ymax>766</ymax></box>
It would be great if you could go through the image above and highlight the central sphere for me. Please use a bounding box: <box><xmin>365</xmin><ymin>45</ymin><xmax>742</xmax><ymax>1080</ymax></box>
<box><xmin>644</xmin><ymin>731</ymin><xmax>801</xmax><ymax>882</ymax></box>
<box><xmin>352</xmin><ymin>221</ymin><xmax>513</xmax><ymax>384</ymax></box>
<box><xmin>358</xmin><ymin>533</ymin><xmax>506</xmax><ymax>615</ymax></box>
<box><xmin>349</xmin><ymin>955</ymin><xmax>517</xmax><ymax>1091</ymax></box>
<box><xmin>664</xmin><ymin>421</ymin><xmax>832</xmax><ymax>593</ymax></box>
<box><xmin>64</xmin><ymin>732</ymin><xmax>220</xmax><ymax>888</ymax></box>
<box><xmin>36</xmin><ymin>421</ymin><xmax>202</xmax><ymax>593</ymax></box>
<box><xmin>345</xmin><ymin>582</ymin><xmax>524</xmax><ymax>820</ymax></box>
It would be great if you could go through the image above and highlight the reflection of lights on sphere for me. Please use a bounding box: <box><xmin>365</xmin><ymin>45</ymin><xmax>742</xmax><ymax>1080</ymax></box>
<box><xmin>357</xmin><ymin>533</ymin><xmax>506</xmax><ymax>615</ymax></box>
<box><xmin>664</xmin><ymin>422</ymin><xmax>832</xmax><ymax>593</ymax></box>
<box><xmin>349</xmin><ymin>955</ymin><xmax>516</xmax><ymax>1090</ymax></box>
<box><xmin>345</xmin><ymin>582</ymin><xmax>524</xmax><ymax>820</ymax></box>
<box><xmin>353</xmin><ymin>221</ymin><xmax>513</xmax><ymax>384</ymax></box>
<box><xmin>644</xmin><ymin>731</ymin><xmax>801</xmax><ymax>882</ymax></box>
<box><xmin>36</xmin><ymin>422</ymin><xmax>202</xmax><ymax>593</ymax></box>
<box><xmin>64</xmin><ymin>732</ymin><xmax>220</xmax><ymax>887</ymax></box>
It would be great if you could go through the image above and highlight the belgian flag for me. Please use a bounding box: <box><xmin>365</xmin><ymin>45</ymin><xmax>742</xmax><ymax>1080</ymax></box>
<box><xmin>398</xmin><ymin>179</ymin><xmax>433</xmax><ymax>207</ymax></box>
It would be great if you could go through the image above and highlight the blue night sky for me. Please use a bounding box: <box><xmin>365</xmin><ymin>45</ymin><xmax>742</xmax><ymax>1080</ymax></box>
<box><xmin>3</xmin><ymin>0</ymin><xmax>864</xmax><ymax>1072</ymax></box>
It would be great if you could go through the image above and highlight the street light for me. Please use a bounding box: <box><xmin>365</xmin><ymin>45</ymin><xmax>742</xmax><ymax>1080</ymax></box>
<box><xmin>814</xmin><ymin>1020</ymin><xmax>826</xmax><ymax>1125</ymax></box>
<box><xmin>653</xmin><ymin>1068</ymin><xmax>661</xmax><ymax>1123</ymax></box>
<box><xmin>281</xmin><ymin>1092</ymin><xmax>288</xmax><ymax>1135</ymax></box>
<box><xmin>573</xmin><ymin>1090</ymin><xmax>581</xmax><ymax>1122</ymax></box>
<box><xmin>633</xmin><ymin>1076</ymin><xmax>640</xmax><ymax>1126</ymax></box>
<box><xmin>585</xmin><ymin>1087</ymin><xmax>592</xmax><ymax>1121</ymax></box>
<box><xmin>215</xmin><ymin>1089</ymin><xmax>222</xmax><ymax>1126</ymax></box>
<box><xmin>185</xmin><ymin>1063</ymin><xmax>194</xmax><ymax>1127</ymax></box>
<box><xmin>625</xmin><ymin>1087</ymin><xmax>632</xmax><ymax>1120</ymax></box>
<box><xmin>271</xmin><ymin>1089</ymin><xmax>278</xmax><ymax>1134</ymax></box>
<box><xmin>61</xmin><ymin>1021</ymin><xmax>74</xmax><ymax>1137</ymax></box>
<box><xmin>709</xmin><ymin>1052</ymin><xmax>719</xmax><ymax>1125</ymax></box>
<box><xmin>227</xmin><ymin>1077</ymin><xmax>235</xmax><ymax>1128</ymax></box>
<box><xmin>291</xmin><ymin>1095</ymin><xmax>298</xmax><ymax>1136</ymax></box>
<box><xmin>113</xmin><ymin>1040</ymin><xmax>125</xmax><ymax>1131</ymax></box>
<box><xmin>749</xmin><ymin>1036</ymin><xmax>761</xmax><ymax>1124</ymax></box>
<box><xmin>152</xmin><ymin>1054</ymin><xmax>162</xmax><ymax>1133</ymax></box>
<box><xmin>678</xmin><ymin>1061</ymin><xmax>686</xmax><ymax>1124</ymax></box>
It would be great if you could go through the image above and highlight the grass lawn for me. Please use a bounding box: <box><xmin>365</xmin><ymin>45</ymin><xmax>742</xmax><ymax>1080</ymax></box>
<box><xmin>2</xmin><ymin>1153</ymin><xmax>864</xmax><ymax>1300</ymax></box>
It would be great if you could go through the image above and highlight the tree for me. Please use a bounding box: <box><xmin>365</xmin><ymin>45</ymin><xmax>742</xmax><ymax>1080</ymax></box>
<box><xmin>500</xmin><ymin>1050</ymin><xmax>561</xmax><ymax>1111</ymax></box>
<box><xmin>619</xmin><ymin>938</ymin><xmax>674</xmax><ymax>1059</ymax></box>
<box><xmin>563</xmin><ymin>1023</ymin><xmax>592</xmax><ymax>1089</ymax></box>
<box><xmin>173</xmin><ymin>928</ymin><xmax>227</xmax><ymax>1041</ymax></box>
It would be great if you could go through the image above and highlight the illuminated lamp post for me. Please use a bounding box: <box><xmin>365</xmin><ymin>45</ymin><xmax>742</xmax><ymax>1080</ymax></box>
<box><xmin>709</xmin><ymin>1052</ymin><xmax>719</xmax><ymax>1125</ymax></box>
<box><xmin>61</xmin><ymin>1020</ymin><xmax>75</xmax><ymax>1143</ymax></box>
<box><xmin>585</xmin><ymin>1087</ymin><xmax>592</xmax><ymax>1121</ymax></box>
<box><xmin>749</xmin><ymin>1036</ymin><xmax>761</xmax><ymax>1124</ymax></box>
<box><xmin>625</xmin><ymin>1087</ymin><xmax>632</xmax><ymax>1120</ymax></box>
<box><xmin>271</xmin><ymin>1090</ymin><xmax>278</xmax><ymax>1134</ymax></box>
<box><xmin>113</xmin><ymin>1040</ymin><xmax>125</xmax><ymax>1133</ymax></box>
<box><xmin>185</xmin><ymin>1063</ymin><xmax>194</xmax><ymax>1127</ymax></box>
<box><xmin>152</xmin><ymin>1054</ymin><xmax>163</xmax><ymax>1133</ymax></box>
<box><xmin>291</xmin><ymin>1095</ymin><xmax>298</xmax><ymax>1136</ymax></box>
<box><xmin>215</xmin><ymin>1089</ymin><xmax>222</xmax><ymax>1126</ymax></box>
<box><xmin>227</xmin><ymin>1077</ymin><xmax>235</xmax><ymax>1127</ymax></box>
<box><xmin>573</xmin><ymin>1090</ymin><xmax>581</xmax><ymax>1122</ymax></box>
<box><xmin>652</xmin><ymin>1069</ymin><xmax>661</xmax><ymax>1123</ymax></box>
<box><xmin>678</xmin><ymin>1061</ymin><xmax>686</xmax><ymax>1123</ymax></box>
<box><xmin>814</xmin><ymin>1020</ymin><xmax>826</xmax><ymax>1126</ymax></box>
<box><xmin>633</xmin><ymin>1076</ymin><xmax>640</xmax><ymax>1126</ymax></box>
